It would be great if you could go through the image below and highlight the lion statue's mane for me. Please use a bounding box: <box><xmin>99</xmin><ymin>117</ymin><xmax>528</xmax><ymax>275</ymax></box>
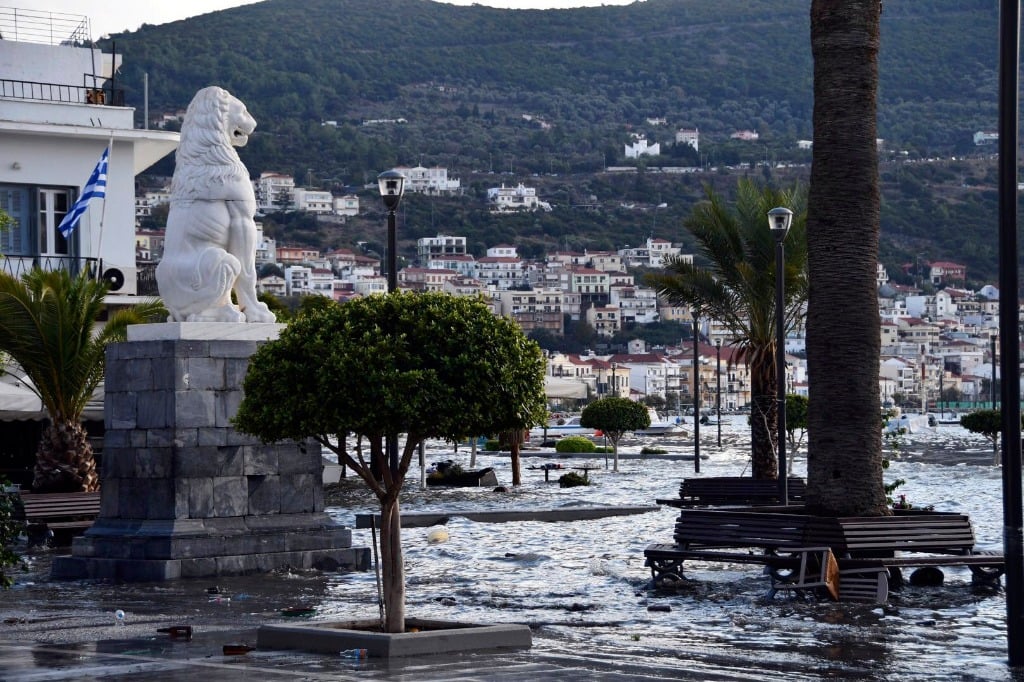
<box><xmin>156</xmin><ymin>86</ymin><xmax>275</xmax><ymax>323</ymax></box>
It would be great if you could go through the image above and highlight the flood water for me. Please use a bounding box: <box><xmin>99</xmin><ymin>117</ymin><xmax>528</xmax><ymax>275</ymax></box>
<box><xmin>4</xmin><ymin>416</ymin><xmax>1019</xmax><ymax>680</ymax></box>
<box><xmin>319</xmin><ymin>415</ymin><xmax>1016</xmax><ymax>680</ymax></box>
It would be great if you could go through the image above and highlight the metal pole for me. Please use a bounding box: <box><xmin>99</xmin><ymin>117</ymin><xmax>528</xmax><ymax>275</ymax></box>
<box><xmin>775</xmin><ymin>237</ymin><xmax>788</xmax><ymax>505</ymax></box>
<box><xmin>693</xmin><ymin>316</ymin><xmax>700</xmax><ymax>473</ymax></box>
<box><xmin>992</xmin><ymin>333</ymin><xmax>998</xmax><ymax>410</ymax></box>
<box><xmin>386</xmin><ymin>207</ymin><xmax>398</xmax><ymax>476</ymax></box>
<box><xmin>716</xmin><ymin>341</ymin><xmax>722</xmax><ymax>447</ymax></box>
<box><xmin>998</xmin><ymin>0</ymin><xmax>1023</xmax><ymax>664</ymax></box>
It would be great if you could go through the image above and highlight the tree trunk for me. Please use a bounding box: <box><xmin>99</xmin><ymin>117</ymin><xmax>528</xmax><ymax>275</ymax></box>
<box><xmin>748</xmin><ymin>352</ymin><xmax>777</xmax><ymax>479</ymax></box>
<box><xmin>33</xmin><ymin>420</ymin><xmax>98</xmax><ymax>493</ymax></box>
<box><xmin>611</xmin><ymin>435</ymin><xmax>620</xmax><ymax>472</ymax></box>
<box><xmin>510</xmin><ymin>431</ymin><xmax>522</xmax><ymax>486</ymax></box>
<box><xmin>379</xmin><ymin>495</ymin><xmax>406</xmax><ymax>632</ymax></box>
<box><xmin>805</xmin><ymin>0</ymin><xmax>888</xmax><ymax>516</ymax></box>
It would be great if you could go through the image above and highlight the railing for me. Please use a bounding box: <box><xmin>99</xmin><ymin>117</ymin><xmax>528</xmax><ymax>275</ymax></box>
<box><xmin>0</xmin><ymin>7</ymin><xmax>91</xmax><ymax>46</ymax></box>
<box><xmin>0</xmin><ymin>255</ymin><xmax>102</xmax><ymax>280</ymax></box>
<box><xmin>0</xmin><ymin>78</ymin><xmax>125</xmax><ymax>107</ymax></box>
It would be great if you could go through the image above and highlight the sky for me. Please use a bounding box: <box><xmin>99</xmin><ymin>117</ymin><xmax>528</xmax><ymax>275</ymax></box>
<box><xmin>18</xmin><ymin>1</ymin><xmax>641</xmax><ymax>40</ymax></box>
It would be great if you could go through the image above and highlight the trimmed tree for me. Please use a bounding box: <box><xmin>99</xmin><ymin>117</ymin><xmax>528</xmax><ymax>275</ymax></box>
<box><xmin>233</xmin><ymin>292</ymin><xmax>546</xmax><ymax>633</ymax></box>
<box><xmin>580</xmin><ymin>397</ymin><xmax>650</xmax><ymax>472</ymax></box>
<box><xmin>0</xmin><ymin>269</ymin><xmax>165</xmax><ymax>492</ymax></box>
<box><xmin>960</xmin><ymin>410</ymin><xmax>1007</xmax><ymax>466</ymax></box>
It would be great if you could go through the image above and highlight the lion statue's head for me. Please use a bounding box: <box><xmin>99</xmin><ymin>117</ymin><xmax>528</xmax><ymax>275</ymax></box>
<box><xmin>171</xmin><ymin>86</ymin><xmax>256</xmax><ymax>201</ymax></box>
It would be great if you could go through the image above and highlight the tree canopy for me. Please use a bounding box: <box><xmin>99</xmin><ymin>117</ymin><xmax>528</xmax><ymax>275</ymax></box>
<box><xmin>580</xmin><ymin>397</ymin><xmax>650</xmax><ymax>472</ymax></box>
<box><xmin>233</xmin><ymin>291</ymin><xmax>546</xmax><ymax>632</ymax></box>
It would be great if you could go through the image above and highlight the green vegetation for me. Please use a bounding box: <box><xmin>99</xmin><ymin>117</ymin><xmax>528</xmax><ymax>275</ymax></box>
<box><xmin>0</xmin><ymin>269</ymin><xmax>165</xmax><ymax>492</ymax></box>
<box><xmin>0</xmin><ymin>484</ymin><xmax>25</xmax><ymax>588</ymax></box>
<box><xmin>234</xmin><ymin>291</ymin><xmax>545</xmax><ymax>632</ymax></box>
<box><xmin>554</xmin><ymin>436</ymin><xmax>596</xmax><ymax>454</ymax></box>
<box><xmin>785</xmin><ymin>394</ymin><xmax>809</xmax><ymax>448</ymax></box>
<box><xmin>960</xmin><ymin>409</ymin><xmax>1010</xmax><ymax>465</ymax></box>
<box><xmin>558</xmin><ymin>471</ymin><xmax>590</xmax><ymax>488</ymax></box>
<box><xmin>580</xmin><ymin>397</ymin><xmax>650</xmax><ymax>472</ymax></box>
<box><xmin>641</xmin><ymin>446</ymin><xmax>668</xmax><ymax>455</ymax></box>
<box><xmin>111</xmin><ymin>1</ymin><xmax>1004</xmax><ymax>285</ymax></box>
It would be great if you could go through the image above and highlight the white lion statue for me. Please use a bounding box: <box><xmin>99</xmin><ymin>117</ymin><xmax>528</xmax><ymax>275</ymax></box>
<box><xmin>156</xmin><ymin>86</ymin><xmax>275</xmax><ymax>323</ymax></box>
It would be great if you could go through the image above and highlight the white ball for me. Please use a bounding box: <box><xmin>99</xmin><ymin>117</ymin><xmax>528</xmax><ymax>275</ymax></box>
<box><xmin>426</xmin><ymin>527</ymin><xmax>449</xmax><ymax>544</ymax></box>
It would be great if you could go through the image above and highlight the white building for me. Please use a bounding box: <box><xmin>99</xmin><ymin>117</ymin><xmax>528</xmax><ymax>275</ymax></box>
<box><xmin>675</xmin><ymin>128</ymin><xmax>699</xmax><ymax>152</ymax></box>
<box><xmin>292</xmin><ymin>188</ymin><xmax>334</xmax><ymax>215</ymax></box>
<box><xmin>487</xmin><ymin>184</ymin><xmax>551</xmax><ymax>212</ymax></box>
<box><xmin>254</xmin><ymin>172</ymin><xmax>295</xmax><ymax>212</ymax></box>
<box><xmin>334</xmin><ymin>194</ymin><xmax>359</xmax><ymax>217</ymax></box>
<box><xmin>625</xmin><ymin>137</ymin><xmax>660</xmax><ymax>159</ymax></box>
<box><xmin>393</xmin><ymin>165</ymin><xmax>461</xmax><ymax>195</ymax></box>
<box><xmin>0</xmin><ymin>17</ymin><xmax>178</xmax><ymax>299</ymax></box>
<box><xmin>619</xmin><ymin>237</ymin><xmax>685</xmax><ymax>268</ymax></box>
<box><xmin>417</xmin><ymin>234</ymin><xmax>467</xmax><ymax>263</ymax></box>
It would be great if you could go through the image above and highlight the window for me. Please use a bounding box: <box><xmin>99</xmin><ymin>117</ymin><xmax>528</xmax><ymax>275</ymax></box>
<box><xmin>1</xmin><ymin>184</ymin><xmax>74</xmax><ymax>257</ymax></box>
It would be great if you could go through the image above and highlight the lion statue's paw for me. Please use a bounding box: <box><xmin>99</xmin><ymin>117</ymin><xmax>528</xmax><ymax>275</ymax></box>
<box><xmin>186</xmin><ymin>304</ymin><xmax>246</xmax><ymax>324</ymax></box>
<box><xmin>242</xmin><ymin>300</ymin><xmax>276</xmax><ymax>323</ymax></box>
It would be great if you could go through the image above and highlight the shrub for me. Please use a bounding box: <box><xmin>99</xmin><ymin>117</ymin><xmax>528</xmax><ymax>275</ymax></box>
<box><xmin>641</xmin><ymin>446</ymin><xmax>668</xmax><ymax>455</ymax></box>
<box><xmin>555</xmin><ymin>436</ymin><xmax>596</xmax><ymax>453</ymax></box>
<box><xmin>484</xmin><ymin>439</ymin><xmax>502</xmax><ymax>451</ymax></box>
<box><xmin>0</xmin><ymin>482</ymin><xmax>25</xmax><ymax>588</ymax></box>
<box><xmin>558</xmin><ymin>471</ymin><xmax>590</xmax><ymax>488</ymax></box>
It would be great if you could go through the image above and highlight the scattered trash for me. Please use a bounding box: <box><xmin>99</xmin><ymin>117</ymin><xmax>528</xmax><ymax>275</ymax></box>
<box><xmin>223</xmin><ymin>644</ymin><xmax>255</xmax><ymax>655</ymax></box>
<box><xmin>647</xmin><ymin>604</ymin><xmax>672</xmax><ymax>613</ymax></box>
<box><xmin>157</xmin><ymin>625</ymin><xmax>193</xmax><ymax>640</ymax></box>
<box><xmin>280</xmin><ymin>606</ymin><xmax>316</xmax><ymax>617</ymax></box>
<box><xmin>340</xmin><ymin>648</ymin><xmax>368</xmax><ymax>659</ymax></box>
<box><xmin>208</xmin><ymin>596</ymin><xmax>231</xmax><ymax>604</ymax></box>
<box><xmin>206</xmin><ymin>586</ymin><xmax>221</xmax><ymax>595</ymax></box>
<box><xmin>114</xmin><ymin>609</ymin><xmax>125</xmax><ymax>625</ymax></box>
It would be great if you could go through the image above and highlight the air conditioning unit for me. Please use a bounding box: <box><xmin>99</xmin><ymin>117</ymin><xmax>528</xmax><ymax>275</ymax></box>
<box><xmin>100</xmin><ymin>265</ymin><xmax>137</xmax><ymax>296</ymax></box>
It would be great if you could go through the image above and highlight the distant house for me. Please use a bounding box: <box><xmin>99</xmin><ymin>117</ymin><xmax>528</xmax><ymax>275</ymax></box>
<box><xmin>929</xmin><ymin>261</ymin><xmax>967</xmax><ymax>285</ymax></box>
<box><xmin>487</xmin><ymin>184</ymin><xmax>551</xmax><ymax>212</ymax></box>
<box><xmin>730</xmin><ymin>130</ymin><xmax>760</xmax><ymax>141</ymax></box>
<box><xmin>390</xmin><ymin>165</ymin><xmax>461</xmax><ymax>195</ymax></box>
<box><xmin>974</xmin><ymin>131</ymin><xmax>998</xmax><ymax>146</ymax></box>
<box><xmin>675</xmin><ymin>128</ymin><xmax>699</xmax><ymax>152</ymax></box>
<box><xmin>254</xmin><ymin>172</ymin><xmax>295</xmax><ymax>212</ymax></box>
<box><xmin>625</xmin><ymin>137</ymin><xmax>660</xmax><ymax>158</ymax></box>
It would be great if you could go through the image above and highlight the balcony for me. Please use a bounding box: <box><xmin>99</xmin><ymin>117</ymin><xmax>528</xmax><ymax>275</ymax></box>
<box><xmin>0</xmin><ymin>254</ymin><xmax>102</xmax><ymax>279</ymax></box>
<box><xmin>0</xmin><ymin>78</ymin><xmax>125</xmax><ymax>107</ymax></box>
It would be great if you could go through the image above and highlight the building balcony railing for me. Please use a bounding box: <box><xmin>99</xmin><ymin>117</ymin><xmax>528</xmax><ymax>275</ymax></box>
<box><xmin>0</xmin><ymin>254</ymin><xmax>102</xmax><ymax>280</ymax></box>
<box><xmin>0</xmin><ymin>78</ymin><xmax>125</xmax><ymax>107</ymax></box>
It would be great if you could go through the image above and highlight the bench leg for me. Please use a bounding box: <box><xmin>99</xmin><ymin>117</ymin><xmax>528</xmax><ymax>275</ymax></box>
<box><xmin>647</xmin><ymin>556</ymin><xmax>687</xmax><ymax>589</ymax></box>
<box><xmin>969</xmin><ymin>565</ymin><xmax>1005</xmax><ymax>588</ymax></box>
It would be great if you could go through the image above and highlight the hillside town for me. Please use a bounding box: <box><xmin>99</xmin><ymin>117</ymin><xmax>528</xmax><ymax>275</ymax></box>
<box><xmin>135</xmin><ymin>166</ymin><xmax>999</xmax><ymax>414</ymax></box>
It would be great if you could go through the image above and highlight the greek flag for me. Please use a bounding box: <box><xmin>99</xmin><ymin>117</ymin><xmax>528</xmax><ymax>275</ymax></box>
<box><xmin>58</xmin><ymin>146</ymin><xmax>109</xmax><ymax>238</ymax></box>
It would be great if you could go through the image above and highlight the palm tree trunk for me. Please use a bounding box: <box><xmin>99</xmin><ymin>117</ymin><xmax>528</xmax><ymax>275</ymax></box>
<box><xmin>749</xmin><ymin>354</ymin><xmax>777</xmax><ymax>479</ymax></box>
<box><xmin>806</xmin><ymin>0</ymin><xmax>888</xmax><ymax>516</ymax></box>
<box><xmin>379</xmin><ymin>495</ymin><xmax>406</xmax><ymax>632</ymax></box>
<box><xmin>33</xmin><ymin>421</ymin><xmax>98</xmax><ymax>493</ymax></box>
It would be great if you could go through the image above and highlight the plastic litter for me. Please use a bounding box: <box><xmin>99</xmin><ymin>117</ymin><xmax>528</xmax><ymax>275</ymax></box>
<box><xmin>223</xmin><ymin>644</ymin><xmax>254</xmax><ymax>655</ymax></box>
<box><xmin>157</xmin><ymin>625</ymin><xmax>193</xmax><ymax>640</ymax></box>
<box><xmin>340</xmin><ymin>648</ymin><xmax>368</xmax><ymax>659</ymax></box>
<box><xmin>114</xmin><ymin>609</ymin><xmax>125</xmax><ymax>625</ymax></box>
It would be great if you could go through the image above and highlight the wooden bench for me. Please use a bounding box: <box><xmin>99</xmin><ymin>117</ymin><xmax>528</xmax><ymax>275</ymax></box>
<box><xmin>645</xmin><ymin>508</ymin><xmax>1005</xmax><ymax>601</ymax></box>
<box><xmin>644</xmin><ymin>508</ymin><xmax>810</xmax><ymax>588</ymax></box>
<box><xmin>656</xmin><ymin>477</ymin><xmax>806</xmax><ymax>508</ymax></box>
<box><xmin>13</xmin><ymin>491</ymin><xmax>101</xmax><ymax>545</ymax></box>
<box><xmin>802</xmin><ymin>512</ymin><xmax>1005</xmax><ymax>589</ymax></box>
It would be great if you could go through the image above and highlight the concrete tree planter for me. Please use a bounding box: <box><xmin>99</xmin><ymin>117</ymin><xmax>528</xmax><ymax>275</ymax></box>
<box><xmin>256</xmin><ymin>618</ymin><xmax>532</xmax><ymax>658</ymax></box>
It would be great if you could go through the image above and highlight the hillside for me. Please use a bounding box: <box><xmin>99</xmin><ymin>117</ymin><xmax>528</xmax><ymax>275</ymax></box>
<box><xmin>107</xmin><ymin>0</ymin><xmax>1005</xmax><ymax>286</ymax></box>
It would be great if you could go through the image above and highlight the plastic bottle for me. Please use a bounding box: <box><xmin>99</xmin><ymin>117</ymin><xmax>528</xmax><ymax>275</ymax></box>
<box><xmin>340</xmin><ymin>648</ymin><xmax>368</xmax><ymax>659</ymax></box>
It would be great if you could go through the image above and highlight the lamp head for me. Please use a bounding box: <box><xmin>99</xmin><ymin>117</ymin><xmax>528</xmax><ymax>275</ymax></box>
<box><xmin>767</xmin><ymin>206</ymin><xmax>793</xmax><ymax>240</ymax></box>
<box><xmin>377</xmin><ymin>170</ymin><xmax>406</xmax><ymax>211</ymax></box>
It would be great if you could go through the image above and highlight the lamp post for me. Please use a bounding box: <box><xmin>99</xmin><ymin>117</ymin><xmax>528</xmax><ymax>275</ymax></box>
<box><xmin>693</xmin><ymin>315</ymin><xmax>700</xmax><ymax>473</ymax></box>
<box><xmin>378</xmin><ymin>170</ymin><xmax>405</xmax><ymax>475</ymax></box>
<box><xmin>768</xmin><ymin>206</ymin><xmax>793</xmax><ymax>505</ymax></box>
<box><xmin>715</xmin><ymin>338</ymin><xmax>722</xmax><ymax>447</ymax></box>
<box><xmin>611</xmin><ymin>361</ymin><xmax>617</xmax><ymax>397</ymax></box>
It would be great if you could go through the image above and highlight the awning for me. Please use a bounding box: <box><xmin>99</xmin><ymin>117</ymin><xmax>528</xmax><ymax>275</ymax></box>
<box><xmin>544</xmin><ymin>376</ymin><xmax>588</xmax><ymax>399</ymax></box>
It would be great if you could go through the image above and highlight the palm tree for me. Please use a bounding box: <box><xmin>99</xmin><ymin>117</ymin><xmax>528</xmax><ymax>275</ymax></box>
<box><xmin>0</xmin><ymin>269</ymin><xmax>165</xmax><ymax>493</ymax></box>
<box><xmin>805</xmin><ymin>1</ymin><xmax>887</xmax><ymax>516</ymax></box>
<box><xmin>647</xmin><ymin>179</ymin><xmax>807</xmax><ymax>479</ymax></box>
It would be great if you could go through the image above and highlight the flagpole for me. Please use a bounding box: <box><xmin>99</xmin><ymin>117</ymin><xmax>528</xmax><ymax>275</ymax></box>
<box><xmin>94</xmin><ymin>134</ymin><xmax>113</xmax><ymax>278</ymax></box>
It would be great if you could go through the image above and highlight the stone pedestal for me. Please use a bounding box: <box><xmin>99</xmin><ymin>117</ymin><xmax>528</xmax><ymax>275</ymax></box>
<box><xmin>52</xmin><ymin>323</ymin><xmax>369</xmax><ymax>582</ymax></box>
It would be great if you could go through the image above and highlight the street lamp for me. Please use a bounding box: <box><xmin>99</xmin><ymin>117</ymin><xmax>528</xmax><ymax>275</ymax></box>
<box><xmin>377</xmin><ymin>169</ymin><xmax>406</xmax><ymax>293</ymax></box>
<box><xmin>768</xmin><ymin>206</ymin><xmax>793</xmax><ymax>505</ymax></box>
<box><xmin>611</xmin><ymin>361</ymin><xmax>617</xmax><ymax>397</ymax></box>
<box><xmin>378</xmin><ymin>170</ymin><xmax>406</xmax><ymax>476</ymax></box>
<box><xmin>715</xmin><ymin>338</ymin><xmax>722</xmax><ymax>447</ymax></box>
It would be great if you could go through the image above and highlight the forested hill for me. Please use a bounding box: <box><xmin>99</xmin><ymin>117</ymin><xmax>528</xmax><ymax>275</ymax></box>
<box><xmin>104</xmin><ymin>0</ymin><xmax>1005</xmax><ymax>286</ymax></box>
